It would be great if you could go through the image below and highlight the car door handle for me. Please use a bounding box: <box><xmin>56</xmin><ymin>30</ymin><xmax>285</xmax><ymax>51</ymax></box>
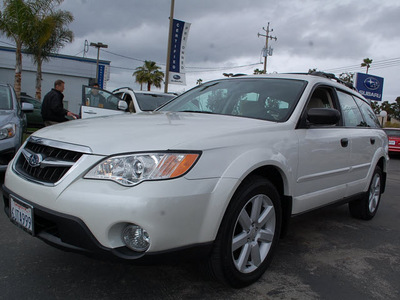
<box><xmin>341</xmin><ymin>138</ymin><xmax>349</xmax><ymax>148</ymax></box>
<box><xmin>370</xmin><ymin>138</ymin><xmax>375</xmax><ymax>145</ymax></box>
<box><xmin>84</xmin><ymin>111</ymin><xmax>97</xmax><ymax>115</ymax></box>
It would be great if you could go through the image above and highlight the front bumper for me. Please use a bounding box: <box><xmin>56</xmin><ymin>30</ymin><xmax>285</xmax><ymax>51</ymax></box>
<box><xmin>0</xmin><ymin>147</ymin><xmax>17</xmax><ymax>171</ymax></box>
<box><xmin>0</xmin><ymin>135</ymin><xmax>20</xmax><ymax>171</ymax></box>
<box><xmin>2</xmin><ymin>186</ymin><xmax>213</xmax><ymax>260</ymax></box>
<box><xmin>3</xmin><ymin>159</ymin><xmax>238</xmax><ymax>259</ymax></box>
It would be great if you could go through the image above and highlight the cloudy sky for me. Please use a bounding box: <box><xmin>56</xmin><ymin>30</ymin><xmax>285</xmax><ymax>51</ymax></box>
<box><xmin>2</xmin><ymin>0</ymin><xmax>400</xmax><ymax>101</ymax></box>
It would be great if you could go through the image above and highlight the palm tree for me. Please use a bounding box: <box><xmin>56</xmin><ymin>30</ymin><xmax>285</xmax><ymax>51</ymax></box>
<box><xmin>25</xmin><ymin>1</ymin><xmax>73</xmax><ymax>100</ymax></box>
<box><xmin>361</xmin><ymin>58</ymin><xmax>373</xmax><ymax>74</ymax></box>
<box><xmin>133</xmin><ymin>60</ymin><xmax>164</xmax><ymax>91</ymax></box>
<box><xmin>0</xmin><ymin>0</ymin><xmax>35</xmax><ymax>100</ymax></box>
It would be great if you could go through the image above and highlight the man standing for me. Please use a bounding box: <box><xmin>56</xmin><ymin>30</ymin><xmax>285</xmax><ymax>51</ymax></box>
<box><xmin>85</xmin><ymin>83</ymin><xmax>106</xmax><ymax>107</ymax></box>
<box><xmin>41</xmin><ymin>79</ymin><xmax>77</xmax><ymax>126</ymax></box>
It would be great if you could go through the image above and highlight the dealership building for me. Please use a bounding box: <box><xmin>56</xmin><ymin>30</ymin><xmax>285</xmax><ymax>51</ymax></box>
<box><xmin>0</xmin><ymin>46</ymin><xmax>110</xmax><ymax>114</ymax></box>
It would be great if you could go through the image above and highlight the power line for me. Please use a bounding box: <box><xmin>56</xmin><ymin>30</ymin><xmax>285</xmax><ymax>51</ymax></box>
<box><xmin>322</xmin><ymin>57</ymin><xmax>400</xmax><ymax>73</ymax></box>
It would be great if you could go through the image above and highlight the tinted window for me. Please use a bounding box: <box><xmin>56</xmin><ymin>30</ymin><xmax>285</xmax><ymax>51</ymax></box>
<box><xmin>0</xmin><ymin>86</ymin><xmax>13</xmax><ymax>110</ymax></box>
<box><xmin>83</xmin><ymin>86</ymin><xmax>122</xmax><ymax>110</ymax></box>
<box><xmin>337</xmin><ymin>91</ymin><xmax>365</xmax><ymax>127</ymax></box>
<box><xmin>159</xmin><ymin>78</ymin><xmax>306</xmax><ymax>122</ymax></box>
<box><xmin>135</xmin><ymin>93</ymin><xmax>175</xmax><ymax>111</ymax></box>
<box><xmin>353</xmin><ymin>96</ymin><xmax>380</xmax><ymax>128</ymax></box>
<box><xmin>384</xmin><ymin>129</ymin><xmax>400</xmax><ymax>137</ymax></box>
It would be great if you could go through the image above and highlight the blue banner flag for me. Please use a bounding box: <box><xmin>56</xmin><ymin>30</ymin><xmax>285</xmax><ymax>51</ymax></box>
<box><xmin>354</xmin><ymin>73</ymin><xmax>384</xmax><ymax>101</ymax></box>
<box><xmin>168</xmin><ymin>19</ymin><xmax>191</xmax><ymax>85</ymax></box>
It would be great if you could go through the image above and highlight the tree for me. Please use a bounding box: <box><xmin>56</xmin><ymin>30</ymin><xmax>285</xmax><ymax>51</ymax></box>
<box><xmin>0</xmin><ymin>0</ymin><xmax>35</xmax><ymax>100</ymax></box>
<box><xmin>339</xmin><ymin>72</ymin><xmax>354</xmax><ymax>84</ymax></box>
<box><xmin>361</xmin><ymin>58</ymin><xmax>373</xmax><ymax>74</ymax></box>
<box><xmin>25</xmin><ymin>0</ymin><xmax>73</xmax><ymax>100</ymax></box>
<box><xmin>133</xmin><ymin>60</ymin><xmax>164</xmax><ymax>91</ymax></box>
<box><xmin>371</xmin><ymin>97</ymin><xmax>400</xmax><ymax>122</ymax></box>
<box><xmin>253</xmin><ymin>68</ymin><xmax>264</xmax><ymax>75</ymax></box>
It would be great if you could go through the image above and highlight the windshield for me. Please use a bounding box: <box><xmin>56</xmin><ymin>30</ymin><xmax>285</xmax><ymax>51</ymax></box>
<box><xmin>135</xmin><ymin>93</ymin><xmax>176</xmax><ymax>111</ymax></box>
<box><xmin>0</xmin><ymin>86</ymin><xmax>13</xmax><ymax>110</ymax></box>
<box><xmin>158</xmin><ymin>78</ymin><xmax>306</xmax><ymax>122</ymax></box>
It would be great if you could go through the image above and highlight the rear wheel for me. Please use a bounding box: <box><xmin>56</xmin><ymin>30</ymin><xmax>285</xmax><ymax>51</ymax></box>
<box><xmin>206</xmin><ymin>176</ymin><xmax>282</xmax><ymax>288</ymax></box>
<box><xmin>349</xmin><ymin>166</ymin><xmax>383</xmax><ymax>220</ymax></box>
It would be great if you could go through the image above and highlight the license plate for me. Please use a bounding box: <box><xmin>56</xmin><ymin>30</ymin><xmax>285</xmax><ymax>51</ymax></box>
<box><xmin>10</xmin><ymin>197</ymin><xmax>34</xmax><ymax>234</ymax></box>
<box><xmin>389</xmin><ymin>140</ymin><xmax>395</xmax><ymax>145</ymax></box>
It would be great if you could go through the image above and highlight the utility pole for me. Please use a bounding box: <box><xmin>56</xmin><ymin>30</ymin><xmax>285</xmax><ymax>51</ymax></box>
<box><xmin>90</xmin><ymin>42</ymin><xmax>108</xmax><ymax>83</ymax></box>
<box><xmin>258</xmin><ymin>22</ymin><xmax>277</xmax><ymax>74</ymax></box>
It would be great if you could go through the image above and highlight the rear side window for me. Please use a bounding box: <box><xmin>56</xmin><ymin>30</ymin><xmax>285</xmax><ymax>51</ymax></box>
<box><xmin>337</xmin><ymin>91</ymin><xmax>365</xmax><ymax>127</ymax></box>
<box><xmin>353</xmin><ymin>97</ymin><xmax>380</xmax><ymax>128</ymax></box>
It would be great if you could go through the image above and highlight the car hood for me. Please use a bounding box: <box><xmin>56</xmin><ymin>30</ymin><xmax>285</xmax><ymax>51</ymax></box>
<box><xmin>32</xmin><ymin>112</ymin><xmax>281</xmax><ymax>155</ymax></box>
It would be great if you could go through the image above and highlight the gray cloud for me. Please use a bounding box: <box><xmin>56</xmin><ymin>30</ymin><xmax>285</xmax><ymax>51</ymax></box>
<box><xmin>2</xmin><ymin>0</ymin><xmax>399</xmax><ymax>99</ymax></box>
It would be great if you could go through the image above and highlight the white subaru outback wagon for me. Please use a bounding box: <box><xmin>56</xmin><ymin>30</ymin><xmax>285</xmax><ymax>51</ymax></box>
<box><xmin>3</xmin><ymin>73</ymin><xmax>389</xmax><ymax>287</ymax></box>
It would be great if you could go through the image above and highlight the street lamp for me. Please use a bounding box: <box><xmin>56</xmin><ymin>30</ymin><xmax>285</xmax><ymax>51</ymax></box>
<box><xmin>90</xmin><ymin>42</ymin><xmax>108</xmax><ymax>83</ymax></box>
<box><xmin>379</xmin><ymin>110</ymin><xmax>387</xmax><ymax>127</ymax></box>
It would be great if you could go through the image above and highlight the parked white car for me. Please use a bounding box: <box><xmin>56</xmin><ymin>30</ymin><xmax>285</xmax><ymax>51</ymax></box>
<box><xmin>80</xmin><ymin>85</ymin><xmax>176</xmax><ymax>118</ymax></box>
<box><xmin>3</xmin><ymin>73</ymin><xmax>389</xmax><ymax>287</ymax></box>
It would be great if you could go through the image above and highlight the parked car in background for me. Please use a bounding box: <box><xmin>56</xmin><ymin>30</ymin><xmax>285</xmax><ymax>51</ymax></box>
<box><xmin>20</xmin><ymin>93</ymin><xmax>44</xmax><ymax>128</ymax></box>
<box><xmin>383</xmin><ymin>127</ymin><xmax>400</xmax><ymax>153</ymax></box>
<box><xmin>3</xmin><ymin>73</ymin><xmax>388</xmax><ymax>287</ymax></box>
<box><xmin>80</xmin><ymin>85</ymin><xmax>176</xmax><ymax>119</ymax></box>
<box><xmin>0</xmin><ymin>83</ymin><xmax>33</xmax><ymax>171</ymax></box>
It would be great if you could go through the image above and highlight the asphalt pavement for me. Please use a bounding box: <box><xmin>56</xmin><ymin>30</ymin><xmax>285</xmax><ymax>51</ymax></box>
<box><xmin>1</xmin><ymin>156</ymin><xmax>399</xmax><ymax>300</ymax></box>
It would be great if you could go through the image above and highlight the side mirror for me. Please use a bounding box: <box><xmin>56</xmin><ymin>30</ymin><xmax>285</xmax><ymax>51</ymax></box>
<box><xmin>21</xmin><ymin>102</ymin><xmax>34</xmax><ymax>113</ymax></box>
<box><xmin>117</xmin><ymin>100</ymin><xmax>128</xmax><ymax>111</ymax></box>
<box><xmin>307</xmin><ymin>108</ymin><xmax>340</xmax><ymax>125</ymax></box>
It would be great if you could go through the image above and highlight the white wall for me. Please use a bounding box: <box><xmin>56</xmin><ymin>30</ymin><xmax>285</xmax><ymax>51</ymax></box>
<box><xmin>0</xmin><ymin>47</ymin><xmax>109</xmax><ymax>114</ymax></box>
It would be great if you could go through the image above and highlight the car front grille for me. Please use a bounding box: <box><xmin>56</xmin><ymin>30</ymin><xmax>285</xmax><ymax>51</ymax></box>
<box><xmin>14</xmin><ymin>137</ymin><xmax>92</xmax><ymax>185</ymax></box>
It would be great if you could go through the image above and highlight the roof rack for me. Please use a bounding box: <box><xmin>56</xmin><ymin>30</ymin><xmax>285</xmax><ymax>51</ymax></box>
<box><xmin>232</xmin><ymin>73</ymin><xmax>247</xmax><ymax>77</ymax></box>
<box><xmin>309</xmin><ymin>71</ymin><xmax>356</xmax><ymax>90</ymax></box>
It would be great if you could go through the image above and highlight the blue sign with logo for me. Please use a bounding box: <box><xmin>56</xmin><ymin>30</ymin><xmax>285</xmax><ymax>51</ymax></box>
<box><xmin>97</xmin><ymin>65</ymin><xmax>105</xmax><ymax>89</ymax></box>
<box><xmin>168</xmin><ymin>19</ymin><xmax>191</xmax><ymax>85</ymax></box>
<box><xmin>354</xmin><ymin>72</ymin><xmax>384</xmax><ymax>101</ymax></box>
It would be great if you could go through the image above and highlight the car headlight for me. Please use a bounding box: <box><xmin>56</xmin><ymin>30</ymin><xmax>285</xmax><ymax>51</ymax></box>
<box><xmin>84</xmin><ymin>152</ymin><xmax>200</xmax><ymax>186</ymax></box>
<box><xmin>0</xmin><ymin>124</ymin><xmax>16</xmax><ymax>140</ymax></box>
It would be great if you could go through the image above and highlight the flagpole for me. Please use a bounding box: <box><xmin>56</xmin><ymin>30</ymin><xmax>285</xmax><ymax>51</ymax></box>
<box><xmin>164</xmin><ymin>0</ymin><xmax>175</xmax><ymax>93</ymax></box>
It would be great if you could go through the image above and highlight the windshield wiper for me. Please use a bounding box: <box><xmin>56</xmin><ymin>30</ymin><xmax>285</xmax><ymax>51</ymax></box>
<box><xmin>179</xmin><ymin>110</ymin><xmax>215</xmax><ymax>114</ymax></box>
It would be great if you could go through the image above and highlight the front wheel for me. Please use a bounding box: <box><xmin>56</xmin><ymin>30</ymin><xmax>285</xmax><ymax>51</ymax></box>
<box><xmin>206</xmin><ymin>176</ymin><xmax>282</xmax><ymax>288</ymax></box>
<box><xmin>349</xmin><ymin>166</ymin><xmax>383</xmax><ymax>220</ymax></box>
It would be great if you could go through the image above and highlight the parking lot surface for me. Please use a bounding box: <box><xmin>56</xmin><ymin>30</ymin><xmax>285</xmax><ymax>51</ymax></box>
<box><xmin>1</xmin><ymin>156</ymin><xmax>399</xmax><ymax>299</ymax></box>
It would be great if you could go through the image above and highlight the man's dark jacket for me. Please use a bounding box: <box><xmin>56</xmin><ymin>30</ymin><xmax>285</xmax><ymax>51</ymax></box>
<box><xmin>41</xmin><ymin>88</ymin><xmax>68</xmax><ymax>122</ymax></box>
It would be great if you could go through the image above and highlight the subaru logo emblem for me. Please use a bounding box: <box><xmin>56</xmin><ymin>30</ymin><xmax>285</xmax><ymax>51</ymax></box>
<box><xmin>364</xmin><ymin>77</ymin><xmax>380</xmax><ymax>90</ymax></box>
<box><xmin>28</xmin><ymin>153</ymin><xmax>43</xmax><ymax>167</ymax></box>
<box><xmin>173</xmin><ymin>75</ymin><xmax>181</xmax><ymax>80</ymax></box>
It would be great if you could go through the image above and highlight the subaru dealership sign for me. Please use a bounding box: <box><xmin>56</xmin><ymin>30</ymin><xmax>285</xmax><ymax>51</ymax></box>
<box><xmin>168</xmin><ymin>19</ymin><xmax>191</xmax><ymax>85</ymax></box>
<box><xmin>354</xmin><ymin>73</ymin><xmax>384</xmax><ymax>101</ymax></box>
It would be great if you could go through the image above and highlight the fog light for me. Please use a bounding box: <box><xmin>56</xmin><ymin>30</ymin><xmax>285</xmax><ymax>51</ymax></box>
<box><xmin>122</xmin><ymin>224</ymin><xmax>150</xmax><ymax>252</ymax></box>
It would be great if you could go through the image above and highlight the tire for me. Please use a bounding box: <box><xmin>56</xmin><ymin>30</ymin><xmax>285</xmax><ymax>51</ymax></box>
<box><xmin>206</xmin><ymin>175</ymin><xmax>282</xmax><ymax>288</ymax></box>
<box><xmin>349</xmin><ymin>166</ymin><xmax>383</xmax><ymax>220</ymax></box>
